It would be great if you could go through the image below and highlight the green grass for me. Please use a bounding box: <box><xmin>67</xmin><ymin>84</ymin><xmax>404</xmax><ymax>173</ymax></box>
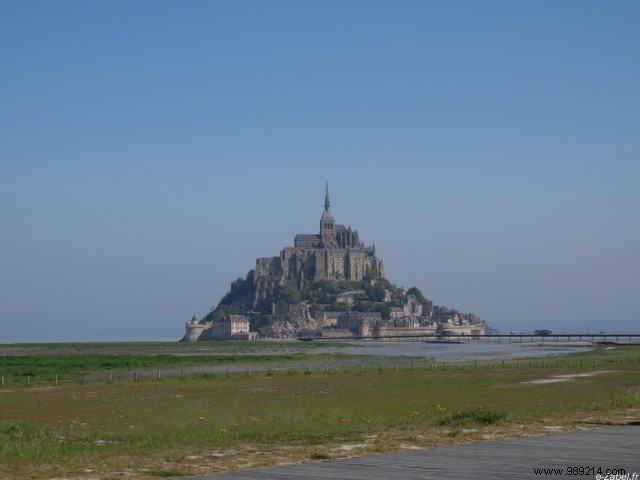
<box><xmin>0</xmin><ymin>340</ymin><xmax>353</xmax><ymax>350</ymax></box>
<box><xmin>0</xmin><ymin>340</ymin><xmax>360</xmax><ymax>384</ymax></box>
<box><xmin>435</xmin><ymin>405</ymin><xmax>507</xmax><ymax>426</ymax></box>
<box><xmin>0</xmin><ymin>344</ymin><xmax>639</xmax><ymax>479</ymax></box>
<box><xmin>0</xmin><ymin>352</ymin><xmax>340</xmax><ymax>379</ymax></box>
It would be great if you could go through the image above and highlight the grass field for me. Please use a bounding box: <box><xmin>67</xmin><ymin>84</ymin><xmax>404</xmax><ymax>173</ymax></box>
<box><xmin>0</xmin><ymin>341</ymin><xmax>360</xmax><ymax>385</ymax></box>
<box><xmin>1</xmin><ymin>344</ymin><xmax>639</xmax><ymax>479</ymax></box>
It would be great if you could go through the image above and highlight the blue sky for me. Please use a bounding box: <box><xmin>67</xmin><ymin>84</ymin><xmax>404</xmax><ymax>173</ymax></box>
<box><xmin>1</xmin><ymin>1</ymin><xmax>639</xmax><ymax>342</ymax></box>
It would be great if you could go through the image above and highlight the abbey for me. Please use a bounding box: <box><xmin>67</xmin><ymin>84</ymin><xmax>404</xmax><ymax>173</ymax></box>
<box><xmin>182</xmin><ymin>182</ymin><xmax>485</xmax><ymax>341</ymax></box>
<box><xmin>253</xmin><ymin>183</ymin><xmax>384</xmax><ymax>305</ymax></box>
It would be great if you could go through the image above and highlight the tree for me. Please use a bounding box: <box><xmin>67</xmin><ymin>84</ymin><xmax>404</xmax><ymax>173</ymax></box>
<box><xmin>278</xmin><ymin>287</ymin><xmax>301</xmax><ymax>305</ymax></box>
<box><xmin>219</xmin><ymin>270</ymin><xmax>255</xmax><ymax>306</ymax></box>
<box><xmin>379</xmin><ymin>277</ymin><xmax>394</xmax><ymax>291</ymax></box>
<box><xmin>202</xmin><ymin>270</ymin><xmax>256</xmax><ymax>323</ymax></box>
<box><xmin>309</xmin><ymin>279</ymin><xmax>339</xmax><ymax>295</ymax></box>
<box><xmin>210</xmin><ymin>304</ymin><xmax>243</xmax><ymax>322</ymax></box>
<box><xmin>353</xmin><ymin>301</ymin><xmax>372</xmax><ymax>312</ymax></box>
<box><xmin>407</xmin><ymin>287</ymin><xmax>425</xmax><ymax>303</ymax></box>
<box><xmin>371</xmin><ymin>303</ymin><xmax>391</xmax><ymax>320</ymax></box>
<box><xmin>365</xmin><ymin>283</ymin><xmax>386</xmax><ymax>302</ymax></box>
<box><xmin>328</xmin><ymin>302</ymin><xmax>350</xmax><ymax>312</ymax></box>
<box><xmin>363</xmin><ymin>268</ymin><xmax>380</xmax><ymax>282</ymax></box>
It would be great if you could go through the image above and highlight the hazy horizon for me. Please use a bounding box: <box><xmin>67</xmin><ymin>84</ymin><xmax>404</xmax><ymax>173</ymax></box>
<box><xmin>2</xmin><ymin>1</ymin><xmax>639</xmax><ymax>343</ymax></box>
<box><xmin>3</xmin><ymin>316</ymin><xmax>639</xmax><ymax>345</ymax></box>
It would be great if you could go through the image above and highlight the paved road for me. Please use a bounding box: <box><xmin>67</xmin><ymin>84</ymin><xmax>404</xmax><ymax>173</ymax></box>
<box><xmin>176</xmin><ymin>425</ymin><xmax>639</xmax><ymax>479</ymax></box>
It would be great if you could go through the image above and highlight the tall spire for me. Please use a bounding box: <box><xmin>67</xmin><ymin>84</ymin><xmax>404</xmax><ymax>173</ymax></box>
<box><xmin>320</xmin><ymin>177</ymin><xmax>335</xmax><ymax>246</ymax></box>
<box><xmin>324</xmin><ymin>177</ymin><xmax>330</xmax><ymax>211</ymax></box>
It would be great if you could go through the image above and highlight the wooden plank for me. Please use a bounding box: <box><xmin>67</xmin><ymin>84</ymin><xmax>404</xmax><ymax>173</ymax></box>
<box><xmin>177</xmin><ymin>425</ymin><xmax>640</xmax><ymax>479</ymax></box>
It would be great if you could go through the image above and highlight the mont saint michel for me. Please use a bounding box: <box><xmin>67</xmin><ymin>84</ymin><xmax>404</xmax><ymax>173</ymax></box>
<box><xmin>183</xmin><ymin>184</ymin><xmax>485</xmax><ymax>341</ymax></box>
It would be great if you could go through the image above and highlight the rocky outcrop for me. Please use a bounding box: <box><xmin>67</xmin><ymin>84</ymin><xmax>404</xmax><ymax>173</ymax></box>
<box><xmin>267</xmin><ymin>303</ymin><xmax>323</xmax><ymax>339</ymax></box>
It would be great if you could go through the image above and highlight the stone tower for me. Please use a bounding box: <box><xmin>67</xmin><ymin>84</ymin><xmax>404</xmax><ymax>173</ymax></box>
<box><xmin>320</xmin><ymin>180</ymin><xmax>337</xmax><ymax>249</ymax></box>
<box><xmin>253</xmin><ymin>182</ymin><xmax>385</xmax><ymax>305</ymax></box>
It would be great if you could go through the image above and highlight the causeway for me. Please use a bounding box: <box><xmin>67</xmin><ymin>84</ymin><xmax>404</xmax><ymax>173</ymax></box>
<box><xmin>178</xmin><ymin>424</ymin><xmax>639</xmax><ymax>479</ymax></box>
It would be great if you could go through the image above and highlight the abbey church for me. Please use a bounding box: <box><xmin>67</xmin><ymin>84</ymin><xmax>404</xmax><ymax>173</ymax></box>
<box><xmin>253</xmin><ymin>183</ymin><xmax>384</xmax><ymax>305</ymax></box>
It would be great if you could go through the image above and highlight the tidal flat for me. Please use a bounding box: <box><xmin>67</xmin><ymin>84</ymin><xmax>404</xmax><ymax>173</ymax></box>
<box><xmin>0</xmin><ymin>340</ymin><xmax>599</xmax><ymax>386</ymax></box>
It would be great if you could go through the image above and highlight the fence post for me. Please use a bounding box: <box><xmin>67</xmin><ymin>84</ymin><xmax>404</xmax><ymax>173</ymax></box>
<box><xmin>109</xmin><ymin>372</ymin><xmax>113</xmax><ymax>383</ymax></box>
<box><xmin>157</xmin><ymin>370</ymin><xmax>161</xmax><ymax>380</ymax></box>
<box><xmin>1</xmin><ymin>376</ymin><xmax>4</xmax><ymax>387</ymax></box>
<box><xmin>135</xmin><ymin>372</ymin><xmax>139</xmax><ymax>382</ymax></box>
<box><xmin>55</xmin><ymin>375</ymin><xmax>58</xmax><ymax>387</ymax></box>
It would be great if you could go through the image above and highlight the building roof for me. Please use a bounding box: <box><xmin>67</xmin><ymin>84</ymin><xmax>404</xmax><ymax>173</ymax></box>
<box><xmin>321</xmin><ymin>179</ymin><xmax>335</xmax><ymax>223</ymax></box>
<box><xmin>295</xmin><ymin>234</ymin><xmax>321</xmax><ymax>241</ymax></box>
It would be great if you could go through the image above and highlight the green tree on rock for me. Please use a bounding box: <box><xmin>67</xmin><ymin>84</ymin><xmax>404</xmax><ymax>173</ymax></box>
<box><xmin>365</xmin><ymin>283</ymin><xmax>386</xmax><ymax>302</ymax></box>
<box><xmin>278</xmin><ymin>287</ymin><xmax>301</xmax><ymax>305</ymax></box>
<box><xmin>371</xmin><ymin>303</ymin><xmax>391</xmax><ymax>320</ymax></box>
<box><xmin>407</xmin><ymin>286</ymin><xmax>425</xmax><ymax>303</ymax></box>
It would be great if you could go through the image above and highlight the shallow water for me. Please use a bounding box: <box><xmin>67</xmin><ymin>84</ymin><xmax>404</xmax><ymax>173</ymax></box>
<box><xmin>337</xmin><ymin>341</ymin><xmax>593</xmax><ymax>361</ymax></box>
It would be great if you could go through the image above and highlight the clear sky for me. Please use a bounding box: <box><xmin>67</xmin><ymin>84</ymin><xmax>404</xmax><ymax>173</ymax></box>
<box><xmin>1</xmin><ymin>1</ymin><xmax>639</xmax><ymax>342</ymax></box>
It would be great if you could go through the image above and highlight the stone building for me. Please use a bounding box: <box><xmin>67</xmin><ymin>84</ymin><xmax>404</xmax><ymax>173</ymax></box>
<box><xmin>211</xmin><ymin>315</ymin><xmax>251</xmax><ymax>339</ymax></box>
<box><xmin>182</xmin><ymin>315</ymin><xmax>208</xmax><ymax>341</ymax></box>
<box><xmin>253</xmin><ymin>183</ymin><xmax>384</xmax><ymax>305</ymax></box>
<box><xmin>181</xmin><ymin>314</ymin><xmax>257</xmax><ymax>341</ymax></box>
<box><xmin>403</xmin><ymin>295</ymin><xmax>423</xmax><ymax>316</ymax></box>
<box><xmin>319</xmin><ymin>311</ymin><xmax>443</xmax><ymax>339</ymax></box>
<box><xmin>336</xmin><ymin>311</ymin><xmax>383</xmax><ymax>334</ymax></box>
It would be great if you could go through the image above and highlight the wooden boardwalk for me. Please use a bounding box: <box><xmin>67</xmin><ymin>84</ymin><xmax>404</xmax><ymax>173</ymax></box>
<box><xmin>178</xmin><ymin>425</ymin><xmax>639</xmax><ymax>479</ymax></box>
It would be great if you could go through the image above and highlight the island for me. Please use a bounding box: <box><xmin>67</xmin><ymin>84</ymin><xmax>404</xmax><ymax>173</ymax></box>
<box><xmin>182</xmin><ymin>182</ymin><xmax>485</xmax><ymax>341</ymax></box>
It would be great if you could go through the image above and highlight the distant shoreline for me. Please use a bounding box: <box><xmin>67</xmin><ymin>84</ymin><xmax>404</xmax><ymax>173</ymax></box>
<box><xmin>2</xmin><ymin>338</ymin><xmax>637</xmax><ymax>361</ymax></box>
<box><xmin>310</xmin><ymin>340</ymin><xmax>601</xmax><ymax>362</ymax></box>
